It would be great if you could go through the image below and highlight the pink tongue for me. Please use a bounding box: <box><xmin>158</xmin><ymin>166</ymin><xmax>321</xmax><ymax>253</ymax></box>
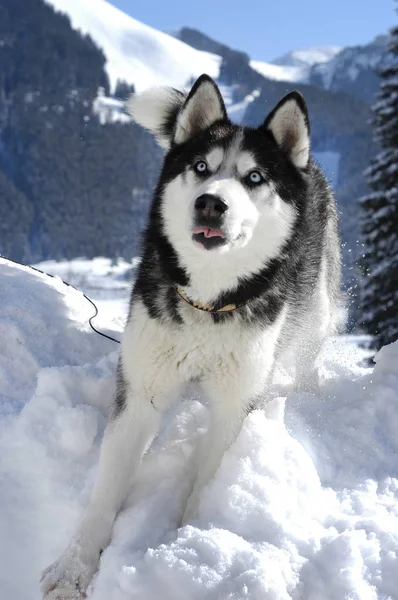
<box><xmin>194</xmin><ymin>226</ymin><xmax>224</xmax><ymax>239</ymax></box>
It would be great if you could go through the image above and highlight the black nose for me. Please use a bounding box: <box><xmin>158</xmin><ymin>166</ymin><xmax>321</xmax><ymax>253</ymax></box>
<box><xmin>194</xmin><ymin>194</ymin><xmax>228</xmax><ymax>219</ymax></box>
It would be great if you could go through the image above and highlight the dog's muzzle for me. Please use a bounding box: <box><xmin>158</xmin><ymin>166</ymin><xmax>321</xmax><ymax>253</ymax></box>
<box><xmin>192</xmin><ymin>194</ymin><xmax>228</xmax><ymax>250</ymax></box>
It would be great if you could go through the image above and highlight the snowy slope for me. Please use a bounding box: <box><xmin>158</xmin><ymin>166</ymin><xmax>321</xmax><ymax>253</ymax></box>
<box><xmin>44</xmin><ymin>0</ymin><xmax>346</xmax><ymax>96</ymax></box>
<box><xmin>1</xmin><ymin>258</ymin><xmax>398</xmax><ymax>599</ymax></box>
<box><xmin>33</xmin><ymin>257</ymin><xmax>138</xmax><ymax>335</ymax></box>
<box><xmin>46</xmin><ymin>0</ymin><xmax>220</xmax><ymax>90</ymax></box>
<box><xmin>250</xmin><ymin>61</ymin><xmax>307</xmax><ymax>83</ymax></box>
<box><xmin>273</xmin><ymin>46</ymin><xmax>342</xmax><ymax>68</ymax></box>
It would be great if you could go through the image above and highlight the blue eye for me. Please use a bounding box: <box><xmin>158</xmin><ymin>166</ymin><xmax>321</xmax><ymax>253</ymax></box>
<box><xmin>194</xmin><ymin>160</ymin><xmax>208</xmax><ymax>174</ymax></box>
<box><xmin>248</xmin><ymin>170</ymin><xmax>263</xmax><ymax>184</ymax></box>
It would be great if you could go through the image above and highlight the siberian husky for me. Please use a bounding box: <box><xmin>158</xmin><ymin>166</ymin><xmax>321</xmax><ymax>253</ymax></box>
<box><xmin>41</xmin><ymin>74</ymin><xmax>341</xmax><ymax>598</ymax></box>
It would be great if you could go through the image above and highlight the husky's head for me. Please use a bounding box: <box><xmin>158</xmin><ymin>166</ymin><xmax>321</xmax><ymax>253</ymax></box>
<box><xmin>127</xmin><ymin>75</ymin><xmax>311</xmax><ymax>293</ymax></box>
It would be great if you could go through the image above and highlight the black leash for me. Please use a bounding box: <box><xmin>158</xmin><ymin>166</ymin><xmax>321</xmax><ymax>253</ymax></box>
<box><xmin>1</xmin><ymin>257</ymin><xmax>121</xmax><ymax>345</ymax></box>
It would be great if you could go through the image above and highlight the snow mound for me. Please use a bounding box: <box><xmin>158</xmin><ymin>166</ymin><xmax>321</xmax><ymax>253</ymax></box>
<box><xmin>45</xmin><ymin>0</ymin><xmax>221</xmax><ymax>91</ymax></box>
<box><xmin>33</xmin><ymin>257</ymin><xmax>139</xmax><ymax>334</ymax></box>
<box><xmin>1</xmin><ymin>259</ymin><xmax>398</xmax><ymax>599</ymax></box>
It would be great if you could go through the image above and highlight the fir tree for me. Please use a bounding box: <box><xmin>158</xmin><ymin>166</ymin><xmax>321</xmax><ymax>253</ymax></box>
<box><xmin>359</xmin><ymin>22</ymin><xmax>398</xmax><ymax>350</ymax></box>
<box><xmin>114</xmin><ymin>79</ymin><xmax>135</xmax><ymax>100</ymax></box>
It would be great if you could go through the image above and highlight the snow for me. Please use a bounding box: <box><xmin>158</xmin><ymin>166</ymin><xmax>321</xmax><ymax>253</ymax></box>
<box><xmin>33</xmin><ymin>257</ymin><xmax>135</xmax><ymax>298</ymax></box>
<box><xmin>93</xmin><ymin>90</ymin><xmax>130</xmax><ymax>124</ymax></box>
<box><xmin>273</xmin><ymin>46</ymin><xmax>343</xmax><ymax>68</ymax></box>
<box><xmin>250</xmin><ymin>61</ymin><xmax>307</xmax><ymax>84</ymax></box>
<box><xmin>1</xmin><ymin>257</ymin><xmax>398</xmax><ymax>600</ymax></box>
<box><xmin>93</xmin><ymin>84</ymin><xmax>258</xmax><ymax>127</ymax></box>
<box><xmin>218</xmin><ymin>85</ymin><xmax>261</xmax><ymax>123</ymax></box>
<box><xmin>45</xmin><ymin>0</ymin><xmax>220</xmax><ymax>91</ymax></box>
<box><xmin>312</xmin><ymin>38</ymin><xmax>387</xmax><ymax>90</ymax></box>
<box><xmin>33</xmin><ymin>257</ymin><xmax>137</xmax><ymax>334</ymax></box>
<box><xmin>45</xmin><ymin>0</ymin><xmax>254</xmax><ymax>121</ymax></box>
<box><xmin>43</xmin><ymin>0</ymin><xmax>351</xmax><ymax>102</ymax></box>
<box><xmin>251</xmin><ymin>47</ymin><xmax>342</xmax><ymax>85</ymax></box>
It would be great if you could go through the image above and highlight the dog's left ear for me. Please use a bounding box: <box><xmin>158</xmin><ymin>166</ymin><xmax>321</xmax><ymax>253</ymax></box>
<box><xmin>264</xmin><ymin>91</ymin><xmax>310</xmax><ymax>169</ymax></box>
<box><xmin>174</xmin><ymin>74</ymin><xmax>227</xmax><ymax>145</ymax></box>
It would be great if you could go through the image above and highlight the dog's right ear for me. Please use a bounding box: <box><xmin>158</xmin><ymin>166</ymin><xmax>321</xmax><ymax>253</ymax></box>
<box><xmin>125</xmin><ymin>87</ymin><xmax>186</xmax><ymax>150</ymax></box>
<box><xmin>126</xmin><ymin>75</ymin><xmax>227</xmax><ymax>150</ymax></box>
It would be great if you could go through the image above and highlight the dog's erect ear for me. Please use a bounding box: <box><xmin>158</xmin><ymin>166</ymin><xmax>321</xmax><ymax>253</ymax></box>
<box><xmin>125</xmin><ymin>87</ymin><xmax>186</xmax><ymax>149</ymax></box>
<box><xmin>125</xmin><ymin>75</ymin><xmax>226</xmax><ymax>150</ymax></box>
<box><xmin>174</xmin><ymin>74</ymin><xmax>227</xmax><ymax>145</ymax></box>
<box><xmin>264</xmin><ymin>91</ymin><xmax>310</xmax><ymax>169</ymax></box>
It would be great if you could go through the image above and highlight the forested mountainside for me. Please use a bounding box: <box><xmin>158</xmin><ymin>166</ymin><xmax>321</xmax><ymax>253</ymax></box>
<box><xmin>0</xmin><ymin>0</ymin><xmax>160</xmax><ymax>262</ymax></box>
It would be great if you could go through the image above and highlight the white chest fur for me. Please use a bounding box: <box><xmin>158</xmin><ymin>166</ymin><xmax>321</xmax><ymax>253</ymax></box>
<box><xmin>121</xmin><ymin>300</ymin><xmax>287</xmax><ymax>409</ymax></box>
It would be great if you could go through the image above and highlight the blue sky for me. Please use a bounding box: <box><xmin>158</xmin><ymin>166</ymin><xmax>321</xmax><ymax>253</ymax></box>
<box><xmin>109</xmin><ymin>0</ymin><xmax>396</xmax><ymax>61</ymax></box>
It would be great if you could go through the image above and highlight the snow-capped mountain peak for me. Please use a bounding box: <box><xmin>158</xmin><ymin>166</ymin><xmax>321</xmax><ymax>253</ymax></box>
<box><xmin>251</xmin><ymin>45</ymin><xmax>342</xmax><ymax>84</ymax></box>
<box><xmin>46</xmin><ymin>0</ymin><xmax>221</xmax><ymax>91</ymax></box>
<box><xmin>273</xmin><ymin>45</ymin><xmax>342</xmax><ymax>68</ymax></box>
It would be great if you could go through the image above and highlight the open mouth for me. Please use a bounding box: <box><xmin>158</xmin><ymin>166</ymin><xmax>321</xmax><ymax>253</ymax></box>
<box><xmin>192</xmin><ymin>226</ymin><xmax>227</xmax><ymax>250</ymax></box>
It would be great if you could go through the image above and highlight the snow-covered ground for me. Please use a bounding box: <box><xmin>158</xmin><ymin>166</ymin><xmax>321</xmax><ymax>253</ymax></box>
<box><xmin>33</xmin><ymin>257</ymin><xmax>137</xmax><ymax>335</ymax></box>
<box><xmin>1</xmin><ymin>257</ymin><xmax>398</xmax><ymax>600</ymax></box>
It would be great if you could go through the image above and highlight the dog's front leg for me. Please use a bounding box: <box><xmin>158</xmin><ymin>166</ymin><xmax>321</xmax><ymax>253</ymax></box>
<box><xmin>182</xmin><ymin>387</ymin><xmax>246</xmax><ymax>524</ymax></box>
<box><xmin>41</xmin><ymin>387</ymin><xmax>161</xmax><ymax>600</ymax></box>
<box><xmin>182</xmin><ymin>321</ymin><xmax>283</xmax><ymax>524</ymax></box>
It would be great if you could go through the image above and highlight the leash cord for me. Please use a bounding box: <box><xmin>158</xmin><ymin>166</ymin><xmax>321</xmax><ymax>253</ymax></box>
<box><xmin>2</xmin><ymin>257</ymin><xmax>121</xmax><ymax>345</ymax></box>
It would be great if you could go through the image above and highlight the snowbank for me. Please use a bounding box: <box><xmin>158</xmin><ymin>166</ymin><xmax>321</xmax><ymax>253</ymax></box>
<box><xmin>0</xmin><ymin>258</ymin><xmax>397</xmax><ymax>600</ymax></box>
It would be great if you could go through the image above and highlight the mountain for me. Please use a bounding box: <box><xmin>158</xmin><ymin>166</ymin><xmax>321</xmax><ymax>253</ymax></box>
<box><xmin>176</xmin><ymin>26</ymin><xmax>386</xmax><ymax>107</ymax></box>
<box><xmin>273</xmin><ymin>46</ymin><xmax>343</xmax><ymax>67</ymax></box>
<box><xmin>175</xmin><ymin>26</ymin><xmax>250</xmax><ymax>63</ymax></box>
<box><xmin>309</xmin><ymin>35</ymin><xmax>389</xmax><ymax>104</ymax></box>
<box><xmin>46</xmin><ymin>0</ymin><xmax>220</xmax><ymax>91</ymax></box>
<box><xmin>253</xmin><ymin>36</ymin><xmax>388</xmax><ymax>107</ymax></box>
<box><xmin>0</xmin><ymin>0</ymin><xmax>389</xmax><ymax>322</ymax></box>
<box><xmin>0</xmin><ymin>0</ymin><xmax>161</xmax><ymax>262</ymax></box>
<box><xmin>251</xmin><ymin>45</ymin><xmax>342</xmax><ymax>83</ymax></box>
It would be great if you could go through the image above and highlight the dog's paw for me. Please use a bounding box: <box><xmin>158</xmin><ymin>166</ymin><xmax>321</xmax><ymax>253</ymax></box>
<box><xmin>41</xmin><ymin>579</ymin><xmax>84</xmax><ymax>600</ymax></box>
<box><xmin>41</xmin><ymin>547</ymin><xmax>99</xmax><ymax>600</ymax></box>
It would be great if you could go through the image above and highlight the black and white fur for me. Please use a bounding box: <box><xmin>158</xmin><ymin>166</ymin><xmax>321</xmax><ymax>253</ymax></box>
<box><xmin>41</xmin><ymin>75</ymin><xmax>341</xmax><ymax>599</ymax></box>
